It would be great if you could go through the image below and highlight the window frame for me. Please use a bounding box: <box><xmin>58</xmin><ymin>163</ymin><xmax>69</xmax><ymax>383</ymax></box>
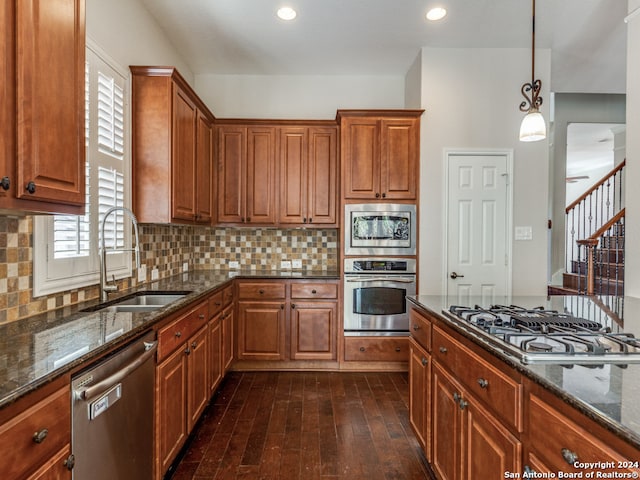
<box><xmin>33</xmin><ymin>39</ymin><xmax>132</xmax><ymax>297</ymax></box>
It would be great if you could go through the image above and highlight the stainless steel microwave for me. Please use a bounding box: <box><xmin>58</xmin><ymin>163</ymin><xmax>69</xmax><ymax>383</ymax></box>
<box><xmin>344</xmin><ymin>204</ymin><xmax>417</xmax><ymax>256</ymax></box>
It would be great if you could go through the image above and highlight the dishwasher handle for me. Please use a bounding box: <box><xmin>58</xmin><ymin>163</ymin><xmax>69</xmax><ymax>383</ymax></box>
<box><xmin>76</xmin><ymin>340</ymin><xmax>157</xmax><ymax>401</ymax></box>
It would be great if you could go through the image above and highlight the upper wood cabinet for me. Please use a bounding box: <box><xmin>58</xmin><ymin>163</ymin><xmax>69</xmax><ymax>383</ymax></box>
<box><xmin>130</xmin><ymin>66</ymin><xmax>214</xmax><ymax>225</ymax></box>
<box><xmin>338</xmin><ymin>110</ymin><xmax>422</xmax><ymax>202</ymax></box>
<box><xmin>278</xmin><ymin>126</ymin><xmax>338</xmax><ymax>226</ymax></box>
<box><xmin>1</xmin><ymin>0</ymin><xmax>85</xmax><ymax>214</ymax></box>
<box><xmin>216</xmin><ymin>124</ymin><xmax>277</xmax><ymax>225</ymax></box>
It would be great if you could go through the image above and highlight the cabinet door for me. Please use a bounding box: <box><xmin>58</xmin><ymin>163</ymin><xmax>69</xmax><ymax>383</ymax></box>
<box><xmin>171</xmin><ymin>86</ymin><xmax>197</xmax><ymax>221</ymax></box>
<box><xmin>341</xmin><ymin>117</ymin><xmax>380</xmax><ymax>199</ymax></box>
<box><xmin>307</xmin><ymin>127</ymin><xmax>337</xmax><ymax>225</ymax></box>
<box><xmin>208</xmin><ymin>314</ymin><xmax>223</xmax><ymax>394</ymax></box>
<box><xmin>222</xmin><ymin>304</ymin><xmax>234</xmax><ymax>371</ymax></box>
<box><xmin>432</xmin><ymin>363</ymin><xmax>463</xmax><ymax>480</ymax></box>
<box><xmin>278</xmin><ymin>127</ymin><xmax>308</xmax><ymax>225</ymax></box>
<box><xmin>195</xmin><ymin>111</ymin><xmax>213</xmax><ymax>223</ymax></box>
<box><xmin>187</xmin><ymin>325</ymin><xmax>209</xmax><ymax>431</ymax></box>
<box><xmin>0</xmin><ymin>1</ymin><xmax>14</xmax><ymax>204</ymax></box>
<box><xmin>290</xmin><ymin>301</ymin><xmax>337</xmax><ymax>360</ymax></box>
<box><xmin>15</xmin><ymin>0</ymin><xmax>85</xmax><ymax>206</ymax></box>
<box><xmin>26</xmin><ymin>445</ymin><xmax>72</xmax><ymax>480</ymax></box>
<box><xmin>463</xmin><ymin>395</ymin><xmax>521</xmax><ymax>480</ymax></box>
<box><xmin>246</xmin><ymin>127</ymin><xmax>276</xmax><ymax>224</ymax></box>
<box><xmin>156</xmin><ymin>346</ymin><xmax>187</xmax><ymax>475</ymax></box>
<box><xmin>237</xmin><ymin>301</ymin><xmax>285</xmax><ymax>360</ymax></box>
<box><xmin>217</xmin><ymin>126</ymin><xmax>245</xmax><ymax>223</ymax></box>
<box><xmin>409</xmin><ymin>339</ymin><xmax>431</xmax><ymax>458</ymax></box>
<box><xmin>380</xmin><ymin>118</ymin><xmax>419</xmax><ymax>200</ymax></box>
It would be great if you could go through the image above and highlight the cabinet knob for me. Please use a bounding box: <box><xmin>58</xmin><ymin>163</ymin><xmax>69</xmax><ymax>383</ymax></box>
<box><xmin>199</xmin><ymin>314</ymin><xmax>205</xmax><ymax>319</ymax></box>
<box><xmin>458</xmin><ymin>398</ymin><xmax>468</xmax><ymax>410</ymax></box>
<box><xmin>421</xmin><ymin>357</ymin><xmax>428</xmax><ymax>366</ymax></box>
<box><xmin>453</xmin><ymin>392</ymin><xmax>461</xmax><ymax>403</ymax></box>
<box><xmin>375</xmin><ymin>192</ymin><xmax>380</xmax><ymax>198</ymax></box>
<box><xmin>64</xmin><ymin>454</ymin><xmax>76</xmax><ymax>471</ymax></box>
<box><xmin>561</xmin><ymin>448</ymin><xmax>579</xmax><ymax>465</ymax></box>
<box><xmin>0</xmin><ymin>176</ymin><xmax>9</xmax><ymax>191</ymax></box>
<box><xmin>412</xmin><ymin>324</ymin><xmax>420</xmax><ymax>330</ymax></box>
<box><xmin>191</xmin><ymin>341</ymin><xmax>198</xmax><ymax>350</ymax></box>
<box><xmin>185</xmin><ymin>347</ymin><xmax>191</xmax><ymax>355</ymax></box>
<box><xmin>309</xmin><ymin>218</ymin><xmax>312</xmax><ymax>223</ymax></box>
<box><xmin>32</xmin><ymin>428</ymin><xmax>48</xmax><ymax>444</ymax></box>
<box><xmin>477</xmin><ymin>378</ymin><xmax>489</xmax><ymax>389</ymax></box>
<box><xmin>359</xmin><ymin>346</ymin><xmax>366</xmax><ymax>352</ymax></box>
<box><xmin>303</xmin><ymin>217</ymin><xmax>307</xmax><ymax>223</ymax></box>
<box><xmin>291</xmin><ymin>303</ymin><xmax>296</xmax><ymax>309</ymax></box>
<box><xmin>395</xmin><ymin>347</ymin><xmax>401</xmax><ymax>352</ymax></box>
<box><xmin>381</xmin><ymin>193</ymin><xmax>386</xmax><ymax>198</ymax></box>
<box><xmin>311</xmin><ymin>289</ymin><xmax>317</xmax><ymax>294</ymax></box>
<box><xmin>439</xmin><ymin>346</ymin><xmax>448</xmax><ymax>354</ymax></box>
<box><xmin>259</xmin><ymin>289</ymin><xmax>265</xmax><ymax>294</ymax></box>
<box><xmin>215</xmin><ymin>301</ymin><xmax>222</xmax><ymax>306</ymax></box>
<box><xmin>281</xmin><ymin>304</ymin><xmax>285</xmax><ymax>310</ymax></box>
<box><xmin>25</xmin><ymin>181</ymin><xmax>36</xmax><ymax>194</ymax></box>
<box><xmin>175</xmin><ymin>331</ymin><xmax>182</xmax><ymax>338</ymax></box>
<box><xmin>524</xmin><ymin>466</ymin><xmax>537</xmax><ymax>475</ymax></box>
<box><xmin>247</xmin><ymin>217</ymin><xmax>251</xmax><ymax>222</ymax></box>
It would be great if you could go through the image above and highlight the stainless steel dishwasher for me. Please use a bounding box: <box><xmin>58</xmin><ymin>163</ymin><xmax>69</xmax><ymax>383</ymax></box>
<box><xmin>71</xmin><ymin>330</ymin><xmax>157</xmax><ymax>480</ymax></box>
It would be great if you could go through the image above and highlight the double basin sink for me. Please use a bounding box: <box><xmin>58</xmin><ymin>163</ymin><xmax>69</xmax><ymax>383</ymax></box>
<box><xmin>83</xmin><ymin>292</ymin><xmax>191</xmax><ymax>314</ymax></box>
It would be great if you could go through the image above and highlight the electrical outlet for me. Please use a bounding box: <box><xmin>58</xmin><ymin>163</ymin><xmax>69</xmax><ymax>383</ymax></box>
<box><xmin>229</xmin><ymin>261</ymin><xmax>240</xmax><ymax>269</ymax></box>
<box><xmin>151</xmin><ymin>267</ymin><xmax>159</xmax><ymax>281</ymax></box>
<box><xmin>182</xmin><ymin>262</ymin><xmax>189</xmax><ymax>272</ymax></box>
<box><xmin>292</xmin><ymin>259</ymin><xmax>302</xmax><ymax>269</ymax></box>
<box><xmin>280</xmin><ymin>260</ymin><xmax>292</xmax><ymax>269</ymax></box>
<box><xmin>137</xmin><ymin>264</ymin><xmax>147</xmax><ymax>283</ymax></box>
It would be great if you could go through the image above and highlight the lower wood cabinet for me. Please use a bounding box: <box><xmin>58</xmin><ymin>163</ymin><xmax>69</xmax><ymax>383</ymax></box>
<box><xmin>409</xmin><ymin>338</ymin><xmax>431</xmax><ymax>458</ymax></box>
<box><xmin>0</xmin><ymin>382</ymin><xmax>72</xmax><ymax>480</ymax></box>
<box><xmin>237</xmin><ymin>301</ymin><xmax>286</xmax><ymax>360</ymax></box>
<box><xmin>343</xmin><ymin>336</ymin><xmax>409</xmax><ymax>362</ymax></box>
<box><xmin>222</xmin><ymin>303</ymin><xmax>234</xmax><ymax>371</ymax></box>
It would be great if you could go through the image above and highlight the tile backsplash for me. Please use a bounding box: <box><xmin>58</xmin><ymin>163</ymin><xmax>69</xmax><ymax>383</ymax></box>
<box><xmin>0</xmin><ymin>215</ymin><xmax>338</xmax><ymax>324</ymax></box>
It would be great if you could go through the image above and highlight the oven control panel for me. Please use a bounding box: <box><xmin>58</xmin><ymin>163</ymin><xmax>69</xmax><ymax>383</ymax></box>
<box><xmin>344</xmin><ymin>258</ymin><xmax>416</xmax><ymax>273</ymax></box>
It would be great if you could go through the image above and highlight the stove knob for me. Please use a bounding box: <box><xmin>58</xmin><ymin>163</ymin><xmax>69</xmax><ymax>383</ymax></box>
<box><xmin>561</xmin><ymin>448</ymin><xmax>579</xmax><ymax>465</ymax></box>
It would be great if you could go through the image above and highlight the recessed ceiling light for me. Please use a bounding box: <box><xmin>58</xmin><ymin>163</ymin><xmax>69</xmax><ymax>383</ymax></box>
<box><xmin>426</xmin><ymin>7</ymin><xmax>447</xmax><ymax>21</ymax></box>
<box><xmin>277</xmin><ymin>7</ymin><xmax>297</xmax><ymax>21</ymax></box>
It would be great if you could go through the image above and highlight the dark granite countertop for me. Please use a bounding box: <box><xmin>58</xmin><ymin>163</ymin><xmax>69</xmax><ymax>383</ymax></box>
<box><xmin>407</xmin><ymin>294</ymin><xmax>640</xmax><ymax>450</ymax></box>
<box><xmin>0</xmin><ymin>268</ymin><xmax>339</xmax><ymax>409</ymax></box>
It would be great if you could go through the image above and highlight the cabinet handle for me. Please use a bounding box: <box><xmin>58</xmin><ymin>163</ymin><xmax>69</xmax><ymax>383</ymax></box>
<box><xmin>421</xmin><ymin>357</ymin><xmax>428</xmax><ymax>366</ymax></box>
<box><xmin>215</xmin><ymin>302</ymin><xmax>222</xmax><ymax>306</ymax></box>
<box><xmin>311</xmin><ymin>289</ymin><xmax>317</xmax><ymax>294</ymax></box>
<box><xmin>303</xmin><ymin>217</ymin><xmax>307</xmax><ymax>223</ymax></box>
<box><xmin>477</xmin><ymin>378</ymin><xmax>489</xmax><ymax>389</ymax></box>
<box><xmin>191</xmin><ymin>341</ymin><xmax>198</xmax><ymax>350</ymax></box>
<box><xmin>0</xmin><ymin>176</ymin><xmax>9</xmax><ymax>191</ymax></box>
<box><xmin>458</xmin><ymin>398</ymin><xmax>468</xmax><ymax>410</ymax></box>
<box><xmin>453</xmin><ymin>392</ymin><xmax>461</xmax><ymax>403</ymax></box>
<box><xmin>64</xmin><ymin>454</ymin><xmax>76</xmax><ymax>471</ymax></box>
<box><xmin>395</xmin><ymin>347</ymin><xmax>401</xmax><ymax>352</ymax></box>
<box><xmin>185</xmin><ymin>347</ymin><xmax>191</xmax><ymax>355</ymax></box>
<box><xmin>309</xmin><ymin>218</ymin><xmax>312</xmax><ymax>223</ymax></box>
<box><xmin>175</xmin><ymin>331</ymin><xmax>182</xmax><ymax>338</ymax></box>
<box><xmin>359</xmin><ymin>347</ymin><xmax>366</xmax><ymax>352</ymax></box>
<box><xmin>25</xmin><ymin>181</ymin><xmax>36</xmax><ymax>194</ymax></box>
<box><xmin>412</xmin><ymin>324</ymin><xmax>420</xmax><ymax>330</ymax></box>
<box><xmin>32</xmin><ymin>429</ymin><xmax>48</xmax><ymax>444</ymax></box>
<box><xmin>561</xmin><ymin>448</ymin><xmax>579</xmax><ymax>465</ymax></box>
<box><xmin>281</xmin><ymin>304</ymin><xmax>285</xmax><ymax>310</ymax></box>
<box><xmin>439</xmin><ymin>346</ymin><xmax>448</xmax><ymax>354</ymax></box>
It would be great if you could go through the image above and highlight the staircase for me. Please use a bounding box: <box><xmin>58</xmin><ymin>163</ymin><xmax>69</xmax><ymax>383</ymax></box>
<box><xmin>550</xmin><ymin>160</ymin><xmax>625</xmax><ymax>296</ymax></box>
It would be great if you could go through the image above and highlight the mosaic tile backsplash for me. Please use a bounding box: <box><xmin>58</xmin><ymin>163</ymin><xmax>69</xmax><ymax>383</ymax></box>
<box><xmin>0</xmin><ymin>215</ymin><xmax>338</xmax><ymax>324</ymax></box>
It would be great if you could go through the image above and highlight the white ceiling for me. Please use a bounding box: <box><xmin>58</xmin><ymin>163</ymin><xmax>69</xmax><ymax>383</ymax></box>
<box><xmin>139</xmin><ymin>0</ymin><xmax>628</xmax><ymax>93</ymax></box>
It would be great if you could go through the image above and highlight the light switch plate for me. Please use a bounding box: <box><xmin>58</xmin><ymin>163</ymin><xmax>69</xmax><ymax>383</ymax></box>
<box><xmin>281</xmin><ymin>260</ymin><xmax>292</xmax><ymax>269</ymax></box>
<box><xmin>515</xmin><ymin>226</ymin><xmax>533</xmax><ymax>241</ymax></box>
<box><xmin>137</xmin><ymin>264</ymin><xmax>147</xmax><ymax>283</ymax></box>
<box><xmin>182</xmin><ymin>262</ymin><xmax>189</xmax><ymax>273</ymax></box>
<box><xmin>229</xmin><ymin>261</ymin><xmax>239</xmax><ymax>269</ymax></box>
<box><xmin>151</xmin><ymin>268</ymin><xmax>159</xmax><ymax>281</ymax></box>
<box><xmin>292</xmin><ymin>259</ymin><xmax>302</xmax><ymax>269</ymax></box>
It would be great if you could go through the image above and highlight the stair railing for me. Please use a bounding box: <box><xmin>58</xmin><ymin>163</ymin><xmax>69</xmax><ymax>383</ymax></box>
<box><xmin>576</xmin><ymin>208</ymin><xmax>625</xmax><ymax>295</ymax></box>
<box><xmin>565</xmin><ymin>160</ymin><xmax>625</xmax><ymax>283</ymax></box>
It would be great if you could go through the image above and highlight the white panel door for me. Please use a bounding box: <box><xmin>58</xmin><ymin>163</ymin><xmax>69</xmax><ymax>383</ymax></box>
<box><xmin>446</xmin><ymin>153</ymin><xmax>510</xmax><ymax>304</ymax></box>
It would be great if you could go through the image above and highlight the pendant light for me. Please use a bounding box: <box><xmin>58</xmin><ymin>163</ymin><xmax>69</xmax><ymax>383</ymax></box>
<box><xmin>519</xmin><ymin>0</ymin><xmax>546</xmax><ymax>142</ymax></box>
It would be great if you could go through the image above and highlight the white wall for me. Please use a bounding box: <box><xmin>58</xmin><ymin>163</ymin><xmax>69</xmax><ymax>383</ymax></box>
<box><xmin>194</xmin><ymin>74</ymin><xmax>404</xmax><ymax>119</ymax></box>
<box><xmin>625</xmin><ymin>0</ymin><xmax>640</xmax><ymax>296</ymax></box>
<box><xmin>86</xmin><ymin>0</ymin><xmax>193</xmax><ymax>82</ymax></box>
<box><xmin>418</xmin><ymin>47</ymin><xmax>551</xmax><ymax>296</ymax></box>
<box><xmin>404</xmin><ymin>53</ymin><xmax>422</xmax><ymax>109</ymax></box>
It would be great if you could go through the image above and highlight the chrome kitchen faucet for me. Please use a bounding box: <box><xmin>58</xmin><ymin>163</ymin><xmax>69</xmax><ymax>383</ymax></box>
<box><xmin>99</xmin><ymin>206</ymin><xmax>141</xmax><ymax>302</ymax></box>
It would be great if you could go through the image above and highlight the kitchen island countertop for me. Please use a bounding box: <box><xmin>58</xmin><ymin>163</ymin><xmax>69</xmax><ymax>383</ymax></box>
<box><xmin>407</xmin><ymin>294</ymin><xmax>640</xmax><ymax>450</ymax></box>
<box><xmin>0</xmin><ymin>268</ymin><xmax>339</xmax><ymax>409</ymax></box>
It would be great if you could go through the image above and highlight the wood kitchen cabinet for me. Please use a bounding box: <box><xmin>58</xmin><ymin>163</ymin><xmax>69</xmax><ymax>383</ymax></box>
<box><xmin>131</xmin><ymin>66</ymin><xmax>214</xmax><ymax>225</ymax></box>
<box><xmin>0</xmin><ymin>379</ymin><xmax>72</xmax><ymax>480</ymax></box>
<box><xmin>290</xmin><ymin>282</ymin><xmax>338</xmax><ymax>360</ymax></box>
<box><xmin>278</xmin><ymin>125</ymin><xmax>338</xmax><ymax>226</ymax></box>
<box><xmin>409</xmin><ymin>338</ymin><xmax>431</xmax><ymax>458</ymax></box>
<box><xmin>338</xmin><ymin>110</ymin><xmax>422</xmax><ymax>202</ymax></box>
<box><xmin>216</xmin><ymin>124</ymin><xmax>277</xmax><ymax>225</ymax></box>
<box><xmin>1</xmin><ymin>0</ymin><xmax>85</xmax><ymax>214</ymax></box>
<box><xmin>155</xmin><ymin>301</ymin><xmax>209</xmax><ymax>478</ymax></box>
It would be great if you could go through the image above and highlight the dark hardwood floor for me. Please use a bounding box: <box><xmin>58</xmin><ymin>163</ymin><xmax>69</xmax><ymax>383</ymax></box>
<box><xmin>167</xmin><ymin>371</ymin><xmax>432</xmax><ymax>479</ymax></box>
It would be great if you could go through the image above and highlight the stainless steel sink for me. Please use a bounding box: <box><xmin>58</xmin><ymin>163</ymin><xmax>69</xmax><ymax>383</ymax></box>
<box><xmin>82</xmin><ymin>292</ymin><xmax>190</xmax><ymax>313</ymax></box>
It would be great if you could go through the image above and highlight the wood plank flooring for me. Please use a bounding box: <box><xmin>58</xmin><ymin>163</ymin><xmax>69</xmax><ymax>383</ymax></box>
<box><xmin>167</xmin><ymin>371</ymin><xmax>433</xmax><ymax>480</ymax></box>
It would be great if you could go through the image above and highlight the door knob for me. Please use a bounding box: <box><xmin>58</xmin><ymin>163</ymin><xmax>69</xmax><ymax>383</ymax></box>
<box><xmin>450</xmin><ymin>272</ymin><xmax>465</xmax><ymax>279</ymax></box>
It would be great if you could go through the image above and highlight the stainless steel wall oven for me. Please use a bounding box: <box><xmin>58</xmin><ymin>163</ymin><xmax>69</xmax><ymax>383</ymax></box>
<box><xmin>344</xmin><ymin>258</ymin><xmax>416</xmax><ymax>336</ymax></box>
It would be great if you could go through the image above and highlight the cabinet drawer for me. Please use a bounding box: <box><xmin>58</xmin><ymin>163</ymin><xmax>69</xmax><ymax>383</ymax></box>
<box><xmin>0</xmin><ymin>387</ymin><xmax>70</xmax><ymax>480</ymax></box>
<box><xmin>433</xmin><ymin>326</ymin><xmax>522</xmax><ymax>431</ymax></box>
<box><xmin>291</xmin><ymin>282</ymin><xmax>338</xmax><ymax>299</ymax></box>
<box><xmin>158</xmin><ymin>301</ymin><xmax>208</xmax><ymax>360</ymax></box>
<box><xmin>344</xmin><ymin>336</ymin><xmax>409</xmax><ymax>362</ymax></box>
<box><xmin>409</xmin><ymin>308</ymin><xmax>431</xmax><ymax>352</ymax></box>
<box><xmin>208</xmin><ymin>291</ymin><xmax>224</xmax><ymax>317</ymax></box>
<box><xmin>222</xmin><ymin>284</ymin><xmax>233</xmax><ymax>306</ymax></box>
<box><xmin>238</xmin><ymin>282</ymin><xmax>285</xmax><ymax>300</ymax></box>
<box><xmin>528</xmin><ymin>393</ymin><xmax>636</xmax><ymax>473</ymax></box>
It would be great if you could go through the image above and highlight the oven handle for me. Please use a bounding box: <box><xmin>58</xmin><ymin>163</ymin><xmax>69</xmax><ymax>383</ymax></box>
<box><xmin>345</xmin><ymin>277</ymin><xmax>415</xmax><ymax>283</ymax></box>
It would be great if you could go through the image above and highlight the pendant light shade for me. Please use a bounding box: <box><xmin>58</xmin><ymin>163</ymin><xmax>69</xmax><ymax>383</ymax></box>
<box><xmin>518</xmin><ymin>0</ymin><xmax>546</xmax><ymax>142</ymax></box>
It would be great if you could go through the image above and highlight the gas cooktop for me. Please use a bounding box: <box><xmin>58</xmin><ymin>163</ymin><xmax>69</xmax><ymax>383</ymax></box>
<box><xmin>444</xmin><ymin>304</ymin><xmax>640</xmax><ymax>365</ymax></box>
